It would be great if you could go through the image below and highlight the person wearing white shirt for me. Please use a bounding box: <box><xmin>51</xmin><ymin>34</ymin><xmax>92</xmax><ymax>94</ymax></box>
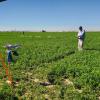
<box><xmin>78</xmin><ymin>26</ymin><xmax>85</xmax><ymax>50</ymax></box>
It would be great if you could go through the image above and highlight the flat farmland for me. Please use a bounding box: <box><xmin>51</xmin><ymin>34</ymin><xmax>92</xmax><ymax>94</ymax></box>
<box><xmin>0</xmin><ymin>32</ymin><xmax>100</xmax><ymax>100</ymax></box>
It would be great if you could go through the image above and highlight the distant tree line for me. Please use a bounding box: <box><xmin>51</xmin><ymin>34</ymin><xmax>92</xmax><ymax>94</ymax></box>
<box><xmin>42</xmin><ymin>30</ymin><xmax>46</xmax><ymax>32</ymax></box>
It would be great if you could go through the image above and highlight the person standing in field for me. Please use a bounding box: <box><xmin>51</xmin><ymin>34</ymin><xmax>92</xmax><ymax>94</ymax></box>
<box><xmin>6</xmin><ymin>44</ymin><xmax>20</xmax><ymax>66</ymax></box>
<box><xmin>78</xmin><ymin>26</ymin><xmax>85</xmax><ymax>50</ymax></box>
<box><xmin>6</xmin><ymin>45</ymin><xmax>13</xmax><ymax>66</ymax></box>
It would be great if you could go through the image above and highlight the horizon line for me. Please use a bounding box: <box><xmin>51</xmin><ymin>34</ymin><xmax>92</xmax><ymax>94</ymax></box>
<box><xmin>0</xmin><ymin>26</ymin><xmax>100</xmax><ymax>32</ymax></box>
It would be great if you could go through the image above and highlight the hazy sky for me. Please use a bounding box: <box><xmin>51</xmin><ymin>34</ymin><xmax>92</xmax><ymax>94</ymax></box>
<box><xmin>0</xmin><ymin>0</ymin><xmax>100</xmax><ymax>31</ymax></box>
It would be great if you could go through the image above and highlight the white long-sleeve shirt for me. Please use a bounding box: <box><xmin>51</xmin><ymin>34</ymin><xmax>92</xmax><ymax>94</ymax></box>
<box><xmin>78</xmin><ymin>30</ymin><xmax>85</xmax><ymax>39</ymax></box>
<box><xmin>78</xmin><ymin>30</ymin><xmax>85</xmax><ymax>37</ymax></box>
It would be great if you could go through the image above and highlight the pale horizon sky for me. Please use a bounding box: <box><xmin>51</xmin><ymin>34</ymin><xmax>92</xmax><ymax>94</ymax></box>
<box><xmin>0</xmin><ymin>0</ymin><xmax>100</xmax><ymax>31</ymax></box>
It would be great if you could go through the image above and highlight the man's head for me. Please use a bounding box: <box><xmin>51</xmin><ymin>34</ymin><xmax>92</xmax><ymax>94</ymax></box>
<box><xmin>6</xmin><ymin>44</ymin><xmax>12</xmax><ymax>50</ymax></box>
<box><xmin>79</xmin><ymin>26</ymin><xmax>83</xmax><ymax>31</ymax></box>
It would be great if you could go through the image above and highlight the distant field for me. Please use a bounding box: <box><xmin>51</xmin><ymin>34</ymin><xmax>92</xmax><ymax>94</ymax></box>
<box><xmin>0</xmin><ymin>32</ymin><xmax>100</xmax><ymax>100</ymax></box>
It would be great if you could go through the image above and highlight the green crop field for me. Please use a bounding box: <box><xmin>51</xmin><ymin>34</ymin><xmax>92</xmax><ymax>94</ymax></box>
<box><xmin>0</xmin><ymin>32</ymin><xmax>100</xmax><ymax>100</ymax></box>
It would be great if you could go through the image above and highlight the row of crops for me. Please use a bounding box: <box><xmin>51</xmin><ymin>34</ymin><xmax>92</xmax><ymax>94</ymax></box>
<box><xmin>0</xmin><ymin>32</ymin><xmax>100</xmax><ymax>99</ymax></box>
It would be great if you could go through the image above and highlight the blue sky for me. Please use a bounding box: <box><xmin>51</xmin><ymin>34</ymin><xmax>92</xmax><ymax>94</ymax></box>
<box><xmin>0</xmin><ymin>0</ymin><xmax>100</xmax><ymax>31</ymax></box>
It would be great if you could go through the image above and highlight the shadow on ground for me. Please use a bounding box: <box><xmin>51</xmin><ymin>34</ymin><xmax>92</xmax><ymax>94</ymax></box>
<box><xmin>47</xmin><ymin>51</ymin><xmax>75</xmax><ymax>63</ymax></box>
<box><xmin>84</xmin><ymin>48</ymin><xmax>100</xmax><ymax>51</ymax></box>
